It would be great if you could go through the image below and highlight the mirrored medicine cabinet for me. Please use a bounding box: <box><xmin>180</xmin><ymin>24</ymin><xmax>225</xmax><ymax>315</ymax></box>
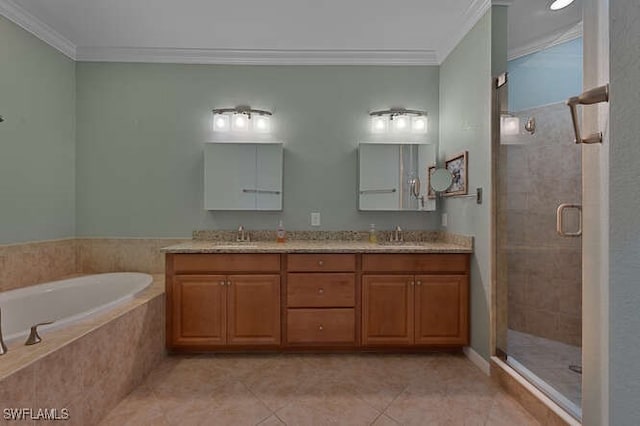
<box><xmin>204</xmin><ymin>142</ymin><xmax>283</xmax><ymax>211</ymax></box>
<box><xmin>358</xmin><ymin>142</ymin><xmax>437</xmax><ymax>212</ymax></box>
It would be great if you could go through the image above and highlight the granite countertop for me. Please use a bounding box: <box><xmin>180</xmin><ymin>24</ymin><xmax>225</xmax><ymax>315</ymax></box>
<box><xmin>161</xmin><ymin>231</ymin><xmax>473</xmax><ymax>254</ymax></box>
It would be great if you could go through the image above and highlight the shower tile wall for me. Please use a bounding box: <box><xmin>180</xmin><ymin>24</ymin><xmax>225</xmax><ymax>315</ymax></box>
<box><xmin>502</xmin><ymin>102</ymin><xmax>582</xmax><ymax>346</ymax></box>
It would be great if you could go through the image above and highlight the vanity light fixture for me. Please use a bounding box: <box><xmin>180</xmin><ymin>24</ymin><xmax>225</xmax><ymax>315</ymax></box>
<box><xmin>212</xmin><ymin>106</ymin><xmax>273</xmax><ymax>133</ymax></box>
<box><xmin>369</xmin><ymin>108</ymin><xmax>428</xmax><ymax>135</ymax></box>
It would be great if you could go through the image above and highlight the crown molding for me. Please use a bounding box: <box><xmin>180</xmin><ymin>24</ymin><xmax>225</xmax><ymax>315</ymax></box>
<box><xmin>508</xmin><ymin>21</ymin><xmax>583</xmax><ymax>61</ymax></box>
<box><xmin>438</xmin><ymin>0</ymin><xmax>492</xmax><ymax>63</ymax></box>
<box><xmin>75</xmin><ymin>46</ymin><xmax>439</xmax><ymax>66</ymax></box>
<box><xmin>0</xmin><ymin>0</ymin><xmax>76</xmax><ymax>59</ymax></box>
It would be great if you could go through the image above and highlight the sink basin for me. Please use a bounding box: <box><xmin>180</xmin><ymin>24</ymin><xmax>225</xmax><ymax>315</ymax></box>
<box><xmin>377</xmin><ymin>242</ymin><xmax>425</xmax><ymax>246</ymax></box>
<box><xmin>213</xmin><ymin>244</ymin><xmax>259</xmax><ymax>249</ymax></box>
<box><xmin>377</xmin><ymin>242</ymin><xmax>428</xmax><ymax>249</ymax></box>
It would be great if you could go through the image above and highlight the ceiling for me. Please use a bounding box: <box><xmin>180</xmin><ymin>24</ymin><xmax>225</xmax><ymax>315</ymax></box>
<box><xmin>0</xmin><ymin>0</ymin><xmax>583</xmax><ymax>65</ymax></box>
<box><xmin>508</xmin><ymin>0</ymin><xmax>582</xmax><ymax>59</ymax></box>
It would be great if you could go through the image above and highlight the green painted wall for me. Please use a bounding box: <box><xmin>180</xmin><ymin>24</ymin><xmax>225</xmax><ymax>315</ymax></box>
<box><xmin>75</xmin><ymin>64</ymin><xmax>440</xmax><ymax>237</ymax></box>
<box><xmin>0</xmin><ymin>16</ymin><xmax>76</xmax><ymax>244</ymax></box>
<box><xmin>439</xmin><ymin>10</ymin><xmax>494</xmax><ymax>360</ymax></box>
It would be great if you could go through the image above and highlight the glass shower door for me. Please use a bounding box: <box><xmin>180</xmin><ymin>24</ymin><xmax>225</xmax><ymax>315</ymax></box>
<box><xmin>495</xmin><ymin>6</ymin><xmax>584</xmax><ymax>418</ymax></box>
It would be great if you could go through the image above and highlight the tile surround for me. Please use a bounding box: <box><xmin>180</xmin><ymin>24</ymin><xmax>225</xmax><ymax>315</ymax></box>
<box><xmin>0</xmin><ymin>239</ymin><xmax>77</xmax><ymax>293</ymax></box>
<box><xmin>0</xmin><ymin>277</ymin><xmax>165</xmax><ymax>425</ymax></box>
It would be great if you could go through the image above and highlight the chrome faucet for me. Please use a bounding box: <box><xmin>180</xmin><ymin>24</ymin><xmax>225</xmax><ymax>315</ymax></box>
<box><xmin>0</xmin><ymin>308</ymin><xmax>7</xmax><ymax>355</ymax></box>
<box><xmin>390</xmin><ymin>225</ymin><xmax>404</xmax><ymax>243</ymax></box>
<box><xmin>236</xmin><ymin>225</ymin><xmax>250</xmax><ymax>242</ymax></box>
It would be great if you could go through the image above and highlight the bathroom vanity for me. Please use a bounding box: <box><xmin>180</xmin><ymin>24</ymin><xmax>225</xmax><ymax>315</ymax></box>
<box><xmin>163</xmin><ymin>240</ymin><xmax>471</xmax><ymax>353</ymax></box>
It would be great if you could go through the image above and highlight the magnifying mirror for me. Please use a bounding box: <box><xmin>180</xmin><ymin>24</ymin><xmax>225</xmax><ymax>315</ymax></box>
<box><xmin>430</xmin><ymin>168</ymin><xmax>453</xmax><ymax>193</ymax></box>
<box><xmin>409</xmin><ymin>177</ymin><xmax>421</xmax><ymax>198</ymax></box>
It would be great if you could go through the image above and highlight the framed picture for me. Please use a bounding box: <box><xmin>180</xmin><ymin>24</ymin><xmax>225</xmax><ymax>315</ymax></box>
<box><xmin>427</xmin><ymin>165</ymin><xmax>437</xmax><ymax>199</ymax></box>
<box><xmin>444</xmin><ymin>151</ymin><xmax>468</xmax><ymax>196</ymax></box>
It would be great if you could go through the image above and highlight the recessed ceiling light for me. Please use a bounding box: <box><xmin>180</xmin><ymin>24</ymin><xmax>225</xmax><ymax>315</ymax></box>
<box><xmin>549</xmin><ymin>0</ymin><xmax>575</xmax><ymax>11</ymax></box>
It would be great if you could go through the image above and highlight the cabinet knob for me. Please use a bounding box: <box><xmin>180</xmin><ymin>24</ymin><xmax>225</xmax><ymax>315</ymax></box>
<box><xmin>410</xmin><ymin>281</ymin><xmax>415</xmax><ymax>286</ymax></box>
<box><xmin>417</xmin><ymin>281</ymin><xmax>422</xmax><ymax>286</ymax></box>
<box><xmin>227</xmin><ymin>281</ymin><xmax>232</xmax><ymax>286</ymax></box>
<box><xmin>318</xmin><ymin>260</ymin><xmax>324</xmax><ymax>266</ymax></box>
<box><xmin>220</xmin><ymin>281</ymin><xmax>225</xmax><ymax>286</ymax></box>
<box><xmin>318</xmin><ymin>325</ymin><xmax>324</xmax><ymax>331</ymax></box>
<box><xmin>318</xmin><ymin>288</ymin><xmax>324</xmax><ymax>294</ymax></box>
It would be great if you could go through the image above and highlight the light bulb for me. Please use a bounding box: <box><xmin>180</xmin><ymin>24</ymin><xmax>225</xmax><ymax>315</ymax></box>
<box><xmin>411</xmin><ymin>116</ymin><xmax>428</xmax><ymax>134</ymax></box>
<box><xmin>549</xmin><ymin>0</ymin><xmax>575</xmax><ymax>10</ymax></box>
<box><xmin>212</xmin><ymin>113</ymin><xmax>229</xmax><ymax>132</ymax></box>
<box><xmin>232</xmin><ymin>114</ymin><xmax>248</xmax><ymax>131</ymax></box>
<box><xmin>254</xmin><ymin>115</ymin><xmax>271</xmax><ymax>133</ymax></box>
<box><xmin>501</xmin><ymin>115</ymin><xmax>520</xmax><ymax>136</ymax></box>
<box><xmin>371</xmin><ymin>116</ymin><xmax>388</xmax><ymax>134</ymax></box>
<box><xmin>392</xmin><ymin>115</ymin><xmax>409</xmax><ymax>132</ymax></box>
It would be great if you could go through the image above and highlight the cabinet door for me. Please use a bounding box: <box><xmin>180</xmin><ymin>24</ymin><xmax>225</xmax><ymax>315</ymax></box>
<box><xmin>362</xmin><ymin>275</ymin><xmax>414</xmax><ymax>345</ymax></box>
<box><xmin>358</xmin><ymin>144</ymin><xmax>400</xmax><ymax>210</ymax></box>
<box><xmin>227</xmin><ymin>275</ymin><xmax>281</xmax><ymax>345</ymax></box>
<box><xmin>171</xmin><ymin>275</ymin><xmax>227</xmax><ymax>346</ymax></box>
<box><xmin>414</xmin><ymin>275</ymin><xmax>469</xmax><ymax>345</ymax></box>
<box><xmin>255</xmin><ymin>143</ymin><xmax>283</xmax><ymax>210</ymax></box>
<box><xmin>204</xmin><ymin>143</ymin><xmax>257</xmax><ymax>210</ymax></box>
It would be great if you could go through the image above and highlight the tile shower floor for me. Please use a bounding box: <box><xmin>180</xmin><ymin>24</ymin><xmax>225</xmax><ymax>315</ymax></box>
<box><xmin>99</xmin><ymin>353</ymin><xmax>538</xmax><ymax>425</ymax></box>
<box><xmin>507</xmin><ymin>329</ymin><xmax>582</xmax><ymax>410</ymax></box>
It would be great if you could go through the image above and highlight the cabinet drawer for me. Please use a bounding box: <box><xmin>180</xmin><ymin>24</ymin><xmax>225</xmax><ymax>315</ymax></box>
<box><xmin>287</xmin><ymin>274</ymin><xmax>355</xmax><ymax>307</ymax></box>
<box><xmin>287</xmin><ymin>254</ymin><xmax>356</xmax><ymax>272</ymax></box>
<box><xmin>173</xmin><ymin>254</ymin><xmax>281</xmax><ymax>273</ymax></box>
<box><xmin>287</xmin><ymin>309</ymin><xmax>355</xmax><ymax>343</ymax></box>
<box><xmin>362</xmin><ymin>254</ymin><xmax>469</xmax><ymax>273</ymax></box>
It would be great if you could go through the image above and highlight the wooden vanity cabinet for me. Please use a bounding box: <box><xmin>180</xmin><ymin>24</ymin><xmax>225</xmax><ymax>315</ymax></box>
<box><xmin>166</xmin><ymin>251</ymin><xmax>469</xmax><ymax>352</ymax></box>
<box><xmin>361</xmin><ymin>254</ymin><xmax>469</xmax><ymax>347</ymax></box>
<box><xmin>167</xmin><ymin>254</ymin><xmax>281</xmax><ymax>350</ymax></box>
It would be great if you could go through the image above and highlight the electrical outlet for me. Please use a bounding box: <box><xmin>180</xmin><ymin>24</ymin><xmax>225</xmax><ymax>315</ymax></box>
<box><xmin>441</xmin><ymin>213</ymin><xmax>448</xmax><ymax>227</ymax></box>
<box><xmin>311</xmin><ymin>212</ymin><xmax>321</xmax><ymax>227</ymax></box>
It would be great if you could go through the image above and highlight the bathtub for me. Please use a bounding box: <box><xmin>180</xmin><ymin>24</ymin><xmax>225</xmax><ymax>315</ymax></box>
<box><xmin>0</xmin><ymin>272</ymin><xmax>152</xmax><ymax>344</ymax></box>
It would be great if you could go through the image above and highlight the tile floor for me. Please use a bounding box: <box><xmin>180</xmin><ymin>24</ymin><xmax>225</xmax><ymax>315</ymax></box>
<box><xmin>99</xmin><ymin>353</ymin><xmax>538</xmax><ymax>425</ymax></box>
<box><xmin>507</xmin><ymin>329</ymin><xmax>581</xmax><ymax>413</ymax></box>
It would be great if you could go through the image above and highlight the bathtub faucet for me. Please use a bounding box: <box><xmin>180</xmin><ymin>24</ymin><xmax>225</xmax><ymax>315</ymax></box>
<box><xmin>0</xmin><ymin>308</ymin><xmax>7</xmax><ymax>355</ymax></box>
<box><xmin>25</xmin><ymin>321</ymin><xmax>54</xmax><ymax>346</ymax></box>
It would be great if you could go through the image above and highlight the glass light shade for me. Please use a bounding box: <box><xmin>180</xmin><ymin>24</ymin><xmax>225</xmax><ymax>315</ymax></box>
<box><xmin>501</xmin><ymin>115</ymin><xmax>520</xmax><ymax>136</ymax></box>
<box><xmin>549</xmin><ymin>0</ymin><xmax>575</xmax><ymax>10</ymax></box>
<box><xmin>253</xmin><ymin>115</ymin><xmax>271</xmax><ymax>133</ymax></box>
<box><xmin>392</xmin><ymin>115</ymin><xmax>409</xmax><ymax>132</ymax></box>
<box><xmin>232</xmin><ymin>113</ymin><xmax>249</xmax><ymax>131</ymax></box>
<box><xmin>371</xmin><ymin>116</ymin><xmax>388</xmax><ymax>134</ymax></box>
<box><xmin>411</xmin><ymin>116</ymin><xmax>428</xmax><ymax>134</ymax></box>
<box><xmin>213</xmin><ymin>113</ymin><xmax>230</xmax><ymax>132</ymax></box>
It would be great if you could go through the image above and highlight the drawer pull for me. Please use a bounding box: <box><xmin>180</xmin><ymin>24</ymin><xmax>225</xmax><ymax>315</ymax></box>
<box><xmin>318</xmin><ymin>260</ymin><xmax>324</xmax><ymax>266</ymax></box>
<box><xmin>318</xmin><ymin>325</ymin><xmax>324</xmax><ymax>331</ymax></box>
<box><xmin>318</xmin><ymin>288</ymin><xmax>325</xmax><ymax>294</ymax></box>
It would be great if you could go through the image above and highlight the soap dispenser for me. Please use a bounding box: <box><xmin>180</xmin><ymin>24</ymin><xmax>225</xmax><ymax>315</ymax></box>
<box><xmin>276</xmin><ymin>219</ymin><xmax>286</xmax><ymax>243</ymax></box>
<box><xmin>369</xmin><ymin>224</ymin><xmax>378</xmax><ymax>244</ymax></box>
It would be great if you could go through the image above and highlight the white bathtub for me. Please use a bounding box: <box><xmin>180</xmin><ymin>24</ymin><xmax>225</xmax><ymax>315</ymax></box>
<box><xmin>0</xmin><ymin>273</ymin><xmax>152</xmax><ymax>344</ymax></box>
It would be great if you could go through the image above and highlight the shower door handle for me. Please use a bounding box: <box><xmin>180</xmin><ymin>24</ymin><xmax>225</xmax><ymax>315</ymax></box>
<box><xmin>567</xmin><ymin>84</ymin><xmax>609</xmax><ymax>144</ymax></box>
<box><xmin>556</xmin><ymin>204</ymin><xmax>582</xmax><ymax>237</ymax></box>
